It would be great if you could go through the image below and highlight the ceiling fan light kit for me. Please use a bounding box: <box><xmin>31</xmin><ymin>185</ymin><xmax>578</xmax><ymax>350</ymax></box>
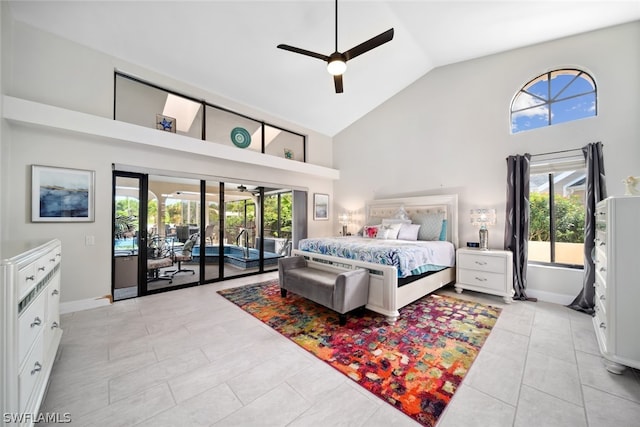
<box><xmin>327</xmin><ymin>54</ymin><xmax>347</xmax><ymax>75</ymax></box>
<box><xmin>277</xmin><ymin>0</ymin><xmax>393</xmax><ymax>93</ymax></box>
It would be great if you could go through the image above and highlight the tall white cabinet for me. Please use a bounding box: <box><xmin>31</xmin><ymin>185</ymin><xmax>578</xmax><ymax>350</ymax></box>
<box><xmin>593</xmin><ymin>196</ymin><xmax>640</xmax><ymax>374</ymax></box>
<box><xmin>1</xmin><ymin>239</ymin><xmax>62</xmax><ymax>425</ymax></box>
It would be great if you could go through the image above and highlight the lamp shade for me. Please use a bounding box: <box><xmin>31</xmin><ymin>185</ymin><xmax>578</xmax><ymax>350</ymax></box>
<box><xmin>470</xmin><ymin>208</ymin><xmax>497</xmax><ymax>227</ymax></box>
<box><xmin>338</xmin><ymin>213</ymin><xmax>350</xmax><ymax>225</ymax></box>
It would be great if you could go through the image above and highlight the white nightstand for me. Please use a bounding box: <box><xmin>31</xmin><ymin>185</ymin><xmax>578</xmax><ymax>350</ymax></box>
<box><xmin>455</xmin><ymin>248</ymin><xmax>514</xmax><ymax>303</ymax></box>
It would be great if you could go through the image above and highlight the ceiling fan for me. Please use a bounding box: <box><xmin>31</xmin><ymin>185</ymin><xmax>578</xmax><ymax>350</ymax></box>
<box><xmin>277</xmin><ymin>0</ymin><xmax>394</xmax><ymax>93</ymax></box>
<box><xmin>237</xmin><ymin>185</ymin><xmax>261</xmax><ymax>195</ymax></box>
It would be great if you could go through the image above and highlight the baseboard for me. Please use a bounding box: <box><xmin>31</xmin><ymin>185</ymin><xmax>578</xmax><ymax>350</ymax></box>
<box><xmin>525</xmin><ymin>289</ymin><xmax>575</xmax><ymax>306</ymax></box>
<box><xmin>60</xmin><ymin>295</ymin><xmax>112</xmax><ymax>314</ymax></box>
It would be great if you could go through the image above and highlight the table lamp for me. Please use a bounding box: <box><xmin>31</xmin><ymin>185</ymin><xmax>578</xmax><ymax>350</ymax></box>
<box><xmin>470</xmin><ymin>208</ymin><xmax>497</xmax><ymax>250</ymax></box>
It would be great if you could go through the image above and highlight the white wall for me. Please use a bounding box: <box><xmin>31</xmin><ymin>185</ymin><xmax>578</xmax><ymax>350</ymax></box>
<box><xmin>1</xmin><ymin>20</ymin><xmax>336</xmax><ymax>303</ymax></box>
<box><xmin>333</xmin><ymin>21</ymin><xmax>640</xmax><ymax>302</ymax></box>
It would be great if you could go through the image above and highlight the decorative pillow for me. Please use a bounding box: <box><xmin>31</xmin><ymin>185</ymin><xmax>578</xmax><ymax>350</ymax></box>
<box><xmin>375</xmin><ymin>222</ymin><xmax>403</xmax><ymax>239</ymax></box>
<box><xmin>363</xmin><ymin>225</ymin><xmax>380</xmax><ymax>238</ymax></box>
<box><xmin>397</xmin><ymin>223</ymin><xmax>420</xmax><ymax>241</ymax></box>
<box><xmin>413</xmin><ymin>212</ymin><xmax>445</xmax><ymax>241</ymax></box>
<box><xmin>376</xmin><ymin>227</ymin><xmax>391</xmax><ymax>239</ymax></box>
<box><xmin>381</xmin><ymin>220</ymin><xmax>407</xmax><ymax>239</ymax></box>
<box><xmin>439</xmin><ymin>219</ymin><xmax>448</xmax><ymax>241</ymax></box>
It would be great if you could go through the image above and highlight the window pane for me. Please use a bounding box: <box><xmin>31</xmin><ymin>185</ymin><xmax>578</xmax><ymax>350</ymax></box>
<box><xmin>528</xmin><ymin>179</ymin><xmax>551</xmax><ymax>263</ymax></box>
<box><xmin>263</xmin><ymin>125</ymin><xmax>305</xmax><ymax>162</ymax></box>
<box><xmin>551</xmin><ymin>71</ymin><xmax>595</xmax><ymax>99</ymax></box>
<box><xmin>511</xmin><ymin>92</ymin><xmax>549</xmax><ymax>133</ymax></box>
<box><xmin>511</xmin><ymin>68</ymin><xmax>596</xmax><ymax>134</ymax></box>
<box><xmin>204</xmin><ymin>106</ymin><xmax>263</xmax><ymax>153</ymax></box>
<box><xmin>551</xmin><ymin>93</ymin><xmax>596</xmax><ymax>125</ymax></box>
<box><xmin>522</xmin><ymin>75</ymin><xmax>549</xmax><ymax>99</ymax></box>
<box><xmin>115</xmin><ymin>75</ymin><xmax>203</xmax><ymax>139</ymax></box>
<box><xmin>529</xmin><ymin>169</ymin><xmax>585</xmax><ymax>266</ymax></box>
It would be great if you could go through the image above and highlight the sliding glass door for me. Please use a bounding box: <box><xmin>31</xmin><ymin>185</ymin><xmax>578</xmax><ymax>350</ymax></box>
<box><xmin>113</xmin><ymin>173</ymin><xmax>144</xmax><ymax>300</ymax></box>
<box><xmin>112</xmin><ymin>170</ymin><xmax>298</xmax><ymax>301</ymax></box>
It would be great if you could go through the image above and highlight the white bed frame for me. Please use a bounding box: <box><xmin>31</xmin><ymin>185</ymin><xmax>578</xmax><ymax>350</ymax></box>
<box><xmin>294</xmin><ymin>194</ymin><xmax>458</xmax><ymax>322</ymax></box>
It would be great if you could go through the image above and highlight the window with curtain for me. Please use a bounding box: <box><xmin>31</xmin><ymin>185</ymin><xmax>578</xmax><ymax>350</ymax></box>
<box><xmin>529</xmin><ymin>153</ymin><xmax>586</xmax><ymax>267</ymax></box>
<box><xmin>511</xmin><ymin>68</ymin><xmax>596</xmax><ymax>134</ymax></box>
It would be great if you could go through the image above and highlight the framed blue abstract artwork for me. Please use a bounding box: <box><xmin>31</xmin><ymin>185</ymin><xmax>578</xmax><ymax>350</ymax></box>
<box><xmin>31</xmin><ymin>165</ymin><xmax>95</xmax><ymax>222</ymax></box>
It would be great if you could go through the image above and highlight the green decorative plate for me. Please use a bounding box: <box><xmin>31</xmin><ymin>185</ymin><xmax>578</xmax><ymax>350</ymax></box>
<box><xmin>230</xmin><ymin>127</ymin><xmax>251</xmax><ymax>148</ymax></box>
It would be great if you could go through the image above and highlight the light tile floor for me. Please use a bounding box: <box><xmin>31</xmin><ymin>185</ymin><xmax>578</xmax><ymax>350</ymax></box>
<box><xmin>41</xmin><ymin>272</ymin><xmax>640</xmax><ymax>426</ymax></box>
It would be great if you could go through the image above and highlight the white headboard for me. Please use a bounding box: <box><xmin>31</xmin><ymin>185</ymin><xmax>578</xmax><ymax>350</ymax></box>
<box><xmin>365</xmin><ymin>194</ymin><xmax>459</xmax><ymax>248</ymax></box>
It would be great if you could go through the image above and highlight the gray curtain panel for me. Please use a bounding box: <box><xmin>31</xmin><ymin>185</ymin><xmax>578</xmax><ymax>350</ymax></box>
<box><xmin>568</xmin><ymin>142</ymin><xmax>607</xmax><ymax>314</ymax></box>
<box><xmin>505</xmin><ymin>154</ymin><xmax>531</xmax><ymax>300</ymax></box>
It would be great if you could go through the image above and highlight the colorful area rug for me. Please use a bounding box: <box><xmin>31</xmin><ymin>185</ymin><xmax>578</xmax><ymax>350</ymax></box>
<box><xmin>217</xmin><ymin>280</ymin><xmax>501</xmax><ymax>426</ymax></box>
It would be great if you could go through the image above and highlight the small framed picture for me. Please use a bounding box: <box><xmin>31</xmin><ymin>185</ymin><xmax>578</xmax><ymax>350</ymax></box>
<box><xmin>313</xmin><ymin>193</ymin><xmax>329</xmax><ymax>221</ymax></box>
<box><xmin>32</xmin><ymin>165</ymin><xmax>95</xmax><ymax>222</ymax></box>
<box><xmin>156</xmin><ymin>114</ymin><xmax>176</xmax><ymax>133</ymax></box>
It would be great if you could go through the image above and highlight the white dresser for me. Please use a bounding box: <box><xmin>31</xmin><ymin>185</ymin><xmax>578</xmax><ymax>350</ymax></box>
<box><xmin>1</xmin><ymin>239</ymin><xmax>62</xmax><ymax>426</ymax></box>
<box><xmin>455</xmin><ymin>248</ymin><xmax>514</xmax><ymax>303</ymax></box>
<box><xmin>593</xmin><ymin>196</ymin><xmax>640</xmax><ymax>374</ymax></box>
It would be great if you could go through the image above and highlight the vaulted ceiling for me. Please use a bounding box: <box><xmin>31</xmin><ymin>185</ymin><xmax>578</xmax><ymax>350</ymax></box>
<box><xmin>7</xmin><ymin>1</ymin><xmax>640</xmax><ymax>136</ymax></box>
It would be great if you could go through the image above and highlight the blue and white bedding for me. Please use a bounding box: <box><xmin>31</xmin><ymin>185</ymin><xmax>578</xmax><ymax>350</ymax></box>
<box><xmin>298</xmin><ymin>237</ymin><xmax>455</xmax><ymax>278</ymax></box>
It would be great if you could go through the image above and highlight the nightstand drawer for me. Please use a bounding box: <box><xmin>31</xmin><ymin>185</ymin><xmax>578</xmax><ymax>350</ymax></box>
<box><xmin>458</xmin><ymin>252</ymin><xmax>506</xmax><ymax>274</ymax></box>
<box><xmin>458</xmin><ymin>269</ymin><xmax>506</xmax><ymax>292</ymax></box>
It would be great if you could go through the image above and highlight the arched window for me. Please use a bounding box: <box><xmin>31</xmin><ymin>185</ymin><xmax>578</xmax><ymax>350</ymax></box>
<box><xmin>511</xmin><ymin>69</ymin><xmax>596</xmax><ymax>134</ymax></box>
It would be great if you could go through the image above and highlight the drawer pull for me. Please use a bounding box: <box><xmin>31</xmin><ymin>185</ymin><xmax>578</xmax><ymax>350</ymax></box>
<box><xmin>56</xmin><ymin>252</ymin><xmax>61</xmax><ymax>257</ymax></box>
<box><xmin>26</xmin><ymin>275</ymin><xmax>35</xmax><ymax>281</ymax></box>
<box><xmin>51</xmin><ymin>289</ymin><xmax>59</xmax><ymax>296</ymax></box>
<box><xmin>474</xmin><ymin>261</ymin><xmax>487</xmax><ymax>266</ymax></box>
<box><xmin>31</xmin><ymin>361</ymin><xmax>42</xmax><ymax>376</ymax></box>
<box><xmin>38</xmin><ymin>266</ymin><xmax>46</xmax><ymax>271</ymax></box>
<box><xmin>599</xmin><ymin>294</ymin><xmax>606</xmax><ymax>301</ymax></box>
<box><xmin>50</xmin><ymin>258</ymin><xmax>56</xmax><ymax>263</ymax></box>
<box><xmin>51</xmin><ymin>321</ymin><xmax>59</xmax><ymax>330</ymax></box>
<box><xmin>30</xmin><ymin>317</ymin><xmax>42</xmax><ymax>328</ymax></box>
<box><xmin>474</xmin><ymin>276</ymin><xmax>488</xmax><ymax>282</ymax></box>
<box><xmin>599</xmin><ymin>322</ymin><xmax>606</xmax><ymax>329</ymax></box>
<box><xmin>599</xmin><ymin>267</ymin><xmax>607</xmax><ymax>272</ymax></box>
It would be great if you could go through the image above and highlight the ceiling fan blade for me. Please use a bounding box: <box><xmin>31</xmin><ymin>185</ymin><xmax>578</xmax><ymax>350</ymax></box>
<box><xmin>343</xmin><ymin>28</ymin><xmax>394</xmax><ymax>61</ymax></box>
<box><xmin>277</xmin><ymin>44</ymin><xmax>329</xmax><ymax>61</ymax></box>
<box><xmin>334</xmin><ymin>74</ymin><xmax>343</xmax><ymax>93</ymax></box>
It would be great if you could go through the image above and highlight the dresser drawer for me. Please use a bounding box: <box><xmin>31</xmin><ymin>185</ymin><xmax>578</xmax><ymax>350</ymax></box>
<box><xmin>594</xmin><ymin>278</ymin><xmax>607</xmax><ymax>316</ymax></box>
<box><xmin>18</xmin><ymin>262</ymin><xmax>38</xmax><ymax>300</ymax></box>
<box><xmin>36</xmin><ymin>248</ymin><xmax>60</xmax><ymax>281</ymax></box>
<box><xmin>594</xmin><ymin>256</ymin><xmax>608</xmax><ymax>284</ymax></box>
<box><xmin>45</xmin><ymin>280</ymin><xmax>62</xmax><ymax>351</ymax></box>
<box><xmin>458</xmin><ymin>268</ymin><xmax>506</xmax><ymax>292</ymax></box>
<box><xmin>594</xmin><ymin>289</ymin><xmax>608</xmax><ymax>322</ymax></box>
<box><xmin>19</xmin><ymin>290</ymin><xmax>46</xmax><ymax>364</ymax></box>
<box><xmin>593</xmin><ymin>311</ymin><xmax>609</xmax><ymax>357</ymax></box>
<box><xmin>19</xmin><ymin>333</ymin><xmax>44</xmax><ymax>413</ymax></box>
<box><xmin>458</xmin><ymin>253</ymin><xmax>506</xmax><ymax>274</ymax></box>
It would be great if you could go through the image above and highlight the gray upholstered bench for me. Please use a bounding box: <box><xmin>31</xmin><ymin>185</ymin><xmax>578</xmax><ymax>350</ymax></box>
<box><xmin>278</xmin><ymin>255</ymin><xmax>369</xmax><ymax>325</ymax></box>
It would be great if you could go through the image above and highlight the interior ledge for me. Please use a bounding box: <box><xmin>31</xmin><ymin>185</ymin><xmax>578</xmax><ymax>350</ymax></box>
<box><xmin>1</xmin><ymin>95</ymin><xmax>340</xmax><ymax>180</ymax></box>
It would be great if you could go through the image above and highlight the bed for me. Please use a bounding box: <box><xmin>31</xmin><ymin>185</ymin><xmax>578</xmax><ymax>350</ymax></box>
<box><xmin>294</xmin><ymin>194</ymin><xmax>459</xmax><ymax>322</ymax></box>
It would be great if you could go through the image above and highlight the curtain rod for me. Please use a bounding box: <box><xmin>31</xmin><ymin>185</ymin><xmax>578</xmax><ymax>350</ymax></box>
<box><xmin>530</xmin><ymin>143</ymin><xmax>604</xmax><ymax>158</ymax></box>
<box><xmin>530</xmin><ymin>147</ymin><xmax>582</xmax><ymax>157</ymax></box>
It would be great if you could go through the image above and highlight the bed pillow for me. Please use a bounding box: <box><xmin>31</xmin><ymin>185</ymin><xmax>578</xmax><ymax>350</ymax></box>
<box><xmin>381</xmin><ymin>220</ymin><xmax>407</xmax><ymax>239</ymax></box>
<box><xmin>376</xmin><ymin>227</ymin><xmax>391</xmax><ymax>239</ymax></box>
<box><xmin>374</xmin><ymin>222</ymin><xmax>403</xmax><ymax>239</ymax></box>
<box><xmin>397</xmin><ymin>223</ymin><xmax>421</xmax><ymax>241</ymax></box>
<box><xmin>363</xmin><ymin>225</ymin><xmax>380</xmax><ymax>238</ymax></box>
<box><xmin>439</xmin><ymin>219</ymin><xmax>448</xmax><ymax>241</ymax></box>
<box><xmin>413</xmin><ymin>212</ymin><xmax>445</xmax><ymax>241</ymax></box>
